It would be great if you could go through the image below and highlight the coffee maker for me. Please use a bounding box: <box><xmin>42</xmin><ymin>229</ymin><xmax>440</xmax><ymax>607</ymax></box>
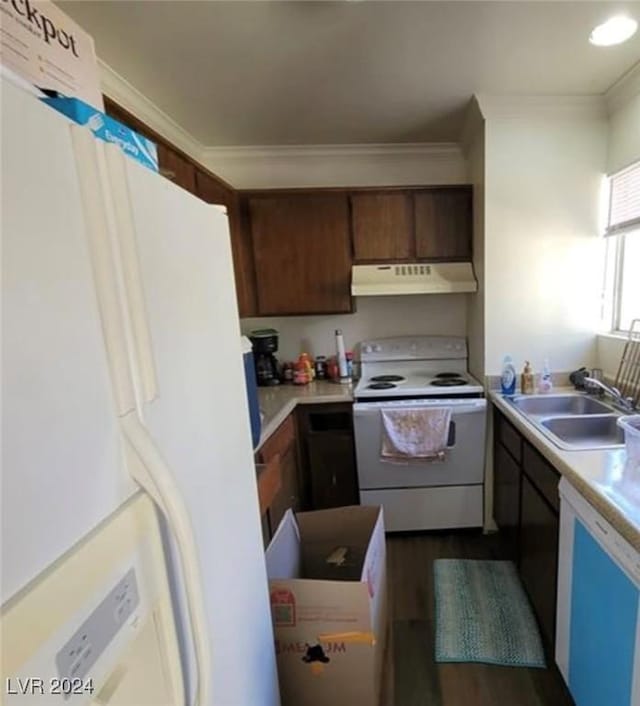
<box><xmin>249</xmin><ymin>328</ymin><xmax>280</xmax><ymax>386</ymax></box>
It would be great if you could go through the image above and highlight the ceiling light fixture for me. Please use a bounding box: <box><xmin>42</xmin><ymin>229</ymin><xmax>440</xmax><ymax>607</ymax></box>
<box><xmin>589</xmin><ymin>15</ymin><xmax>638</xmax><ymax>46</ymax></box>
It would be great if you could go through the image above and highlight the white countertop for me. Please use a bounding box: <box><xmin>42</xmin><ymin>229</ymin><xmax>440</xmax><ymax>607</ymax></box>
<box><xmin>257</xmin><ymin>380</ymin><xmax>354</xmax><ymax>450</ymax></box>
<box><xmin>490</xmin><ymin>389</ymin><xmax>640</xmax><ymax>550</ymax></box>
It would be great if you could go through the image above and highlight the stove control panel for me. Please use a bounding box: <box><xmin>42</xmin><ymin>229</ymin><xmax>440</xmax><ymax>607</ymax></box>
<box><xmin>359</xmin><ymin>336</ymin><xmax>467</xmax><ymax>362</ymax></box>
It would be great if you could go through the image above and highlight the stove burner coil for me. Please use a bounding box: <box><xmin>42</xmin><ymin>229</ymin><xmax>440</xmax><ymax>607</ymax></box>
<box><xmin>370</xmin><ymin>375</ymin><xmax>406</xmax><ymax>383</ymax></box>
<box><xmin>430</xmin><ymin>378</ymin><xmax>468</xmax><ymax>387</ymax></box>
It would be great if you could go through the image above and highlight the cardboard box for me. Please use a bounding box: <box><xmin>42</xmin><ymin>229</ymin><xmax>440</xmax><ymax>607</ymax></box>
<box><xmin>0</xmin><ymin>0</ymin><xmax>103</xmax><ymax>109</ymax></box>
<box><xmin>266</xmin><ymin>505</ymin><xmax>387</xmax><ymax>706</ymax></box>
<box><xmin>41</xmin><ymin>95</ymin><xmax>158</xmax><ymax>172</ymax></box>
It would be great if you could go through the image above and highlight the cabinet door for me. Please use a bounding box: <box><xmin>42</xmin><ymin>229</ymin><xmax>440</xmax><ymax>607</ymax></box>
<box><xmin>523</xmin><ymin>442</ymin><xmax>560</xmax><ymax>512</ymax></box>
<box><xmin>227</xmin><ymin>195</ymin><xmax>258</xmax><ymax>317</ymax></box>
<box><xmin>494</xmin><ymin>443</ymin><xmax>521</xmax><ymax>561</ymax></box>
<box><xmin>307</xmin><ymin>432</ymin><xmax>359</xmax><ymax>509</ymax></box>
<box><xmin>248</xmin><ymin>194</ymin><xmax>352</xmax><ymax>315</ymax></box>
<box><xmin>269</xmin><ymin>444</ymin><xmax>300</xmax><ymax>532</ymax></box>
<box><xmin>156</xmin><ymin>143</ymin><xmax>197</xmax><ymax>194</ymax></box>
<box><xmin>351</xmin><ymin>192</ymin><xmax>413</xmax><ymax>261</ymax></box>
<box><xmin>520</xmin><ymin>474</ymin><xmax>559</xmax><ymax>646</ymax></box>
<box><xmin>196</xmin><ymin>172</ymin><xmax>257</xmax><ymax>316</ymax></box>
<box><xmin>414</xmin><ymin>187</ymin><xmax>472</xmax><ymax>260</ymax></box>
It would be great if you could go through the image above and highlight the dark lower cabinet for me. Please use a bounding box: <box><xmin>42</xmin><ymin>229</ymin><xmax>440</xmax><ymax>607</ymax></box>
<box><xmin>257</xmin><ymin>414</ymin><xmax>300</xmax><ymax>539</ymax></box>
<box><xmin>493</xmin><ymin>406</ymin><xmax>561</xmax><ymax>649</ymax></box>
<box><xmin>269</xmin><ymin>442</ymin><xmax>300</xmax><ymax>531</ymax></box>
<box><xmin>297</xmin><ymin>404</ymin><xmax>359</xmax><ymax>510</ymax></box>
<box><xmin>520</xmin><ymin>473</ymin><xmax>560</xmax><ymax>647</ymax></box>
<box><xmin>307</xmin><ymin>431</ymin><xmax>359</xmax><ymax>509</ymax></box>
<box><xmin>260</xmin><ymin>513</ymin><xmax>271</xmax><ymax>549</ymax></box>
<box><xmin>257</xmin><ymin>404</ymin><xmax>359</xmax><ymax>547</ymax></box>
<box><xmin>494</xmin><ymin>442</ymin><xmax>521</xmax><ymax>560</ymax></box>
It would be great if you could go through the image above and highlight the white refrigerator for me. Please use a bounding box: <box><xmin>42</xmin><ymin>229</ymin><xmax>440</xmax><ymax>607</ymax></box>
<box><xmin>1</xmin><ymin>77</ymin><xmax>279</xmax><ymax>706</ymax></box>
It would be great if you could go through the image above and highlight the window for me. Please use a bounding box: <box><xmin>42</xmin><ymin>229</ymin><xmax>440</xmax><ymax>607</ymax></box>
<box><xmin>602</xmin><ymin>161</ymin><xmax>640</xmax><ymax>335</ymax></box>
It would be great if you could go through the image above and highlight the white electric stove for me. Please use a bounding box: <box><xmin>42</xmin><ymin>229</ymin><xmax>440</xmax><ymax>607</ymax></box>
<box><xmin>353</xmin><ymin>336</ymin><xmax>487</xmax><ymax>532</ymax></box>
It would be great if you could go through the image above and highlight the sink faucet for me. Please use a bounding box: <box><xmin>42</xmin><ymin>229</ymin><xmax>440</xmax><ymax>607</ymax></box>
<box><xmin>582</xmin><ymin>377</ymin><xmax>635</xmax><ymax>412</ymax></box>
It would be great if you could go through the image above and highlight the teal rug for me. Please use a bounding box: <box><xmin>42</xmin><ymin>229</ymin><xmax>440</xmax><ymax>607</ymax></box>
<box><xmin>434</xmin><ymin>559</ymin><xmax>546</xmax><ymax>668</ymax></box>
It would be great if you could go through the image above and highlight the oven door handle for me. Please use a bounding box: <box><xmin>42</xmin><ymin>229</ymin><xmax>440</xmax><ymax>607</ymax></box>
<box><xmin>353</xmin><ymin>400</ymin><xmax>487</xmax><ymax>416</ymax></box>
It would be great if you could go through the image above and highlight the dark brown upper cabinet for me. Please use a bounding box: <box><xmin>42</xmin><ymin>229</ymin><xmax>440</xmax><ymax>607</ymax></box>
<box><xmin>195</xmin><ymin>169</ymin><xmax>233</xmax><ymax>207</ymax></box>
<box><xmin>248</xmin><ymin>193</ymin><xmax>352</xmax><ymax>316</ymax></box>
<box><xmin>351</xmin><ymin>192</ymin><xmax>413</xmax><ymax>262</ymax></box>
<box><xmin>414</xmin><ymin>187</ymin><xmax>472</xmax><ymax>261</ymax></box>
<box><xmin>349</xmin><ymin>186</ymin><xmax>472</xmax><ymax>263</ymax></box>
<box><xmin>156</xmin><ymin>143</ymin><xmax>197</xmax><ymax>195</ymax></box>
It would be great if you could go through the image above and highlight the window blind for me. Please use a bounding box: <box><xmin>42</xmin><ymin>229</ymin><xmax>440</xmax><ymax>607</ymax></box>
<box><xmin>606</xmin><ymin>160</ymin><xmax>640</xmax><ymax>236</ymax></box>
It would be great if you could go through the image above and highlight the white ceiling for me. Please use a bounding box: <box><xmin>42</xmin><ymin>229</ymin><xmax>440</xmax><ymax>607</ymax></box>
<box><xmin>60</xmin><ymin>1</ymin><xmax>640</xmax><ymax>146</ymax></box>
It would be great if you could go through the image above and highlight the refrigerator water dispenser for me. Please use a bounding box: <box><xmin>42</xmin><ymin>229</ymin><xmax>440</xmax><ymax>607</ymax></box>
<box><xmin>1</xmin><ymin>493</ymin><xmax>184</xmax><ymax>705</ymax></box>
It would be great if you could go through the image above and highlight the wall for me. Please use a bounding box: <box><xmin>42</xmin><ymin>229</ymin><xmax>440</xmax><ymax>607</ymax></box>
<box><xmin>607</xmin><ymin>91</ymin><xmax>640</xmax><ymax>174</ymax></box>
<box><xmin>241</xmin><ymin>294</ymin><xmax>468</xmax><ymax>362</ymax></box>
<box><xmin>482</xmin><ymin>105</ymin><xmax>607</xmax><ymax>377</ymax></box>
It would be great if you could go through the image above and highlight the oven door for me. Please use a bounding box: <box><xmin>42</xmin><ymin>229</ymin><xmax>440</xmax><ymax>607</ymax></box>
<box><xmin>353</xmin><ymin>397</ymin><xmax>487</xmax><ymax>489</ymax></box>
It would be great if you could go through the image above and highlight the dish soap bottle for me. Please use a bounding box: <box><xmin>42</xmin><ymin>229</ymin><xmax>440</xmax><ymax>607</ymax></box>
<box><xmin>521</xmin><ymin>361</ymin><xmax>535</xmax><ymax>395</ymax></box>
<box><xmin>501</xmin><ymin>355</ymin><xmax>517</xmax><ymax>396</ymax></box>
<box><xmin>538</xmin><ymin>358</ymin><xmax>553</xmax><ymax>393</ymax></box>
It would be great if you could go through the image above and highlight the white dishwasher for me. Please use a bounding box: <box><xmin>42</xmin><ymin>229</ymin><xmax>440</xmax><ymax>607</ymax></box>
<box><xmin>1</xmin><ymin>492</ymin><xmax>185</xmax><ymax>705</ymax></box>
<box><xmin>556</xmin><ymin>478</ymin><xmax>640</xmax><ymax>706</ymax></box>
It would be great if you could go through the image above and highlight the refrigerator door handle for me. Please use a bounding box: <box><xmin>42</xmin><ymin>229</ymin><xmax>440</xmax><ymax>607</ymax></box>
<box><xmin>103</xmin><ymin>144</ymin><xmax>158</xmax><ymax>405</ymax></box>
<box><xmin>70</xmin><ymin>127</ymin><xmax>137</xmax><ymax>415</ymax></box>
<box><xmin>121</xmin><ymin>413</ymin><xmax>211</xmax><ymax>706</ymax></box>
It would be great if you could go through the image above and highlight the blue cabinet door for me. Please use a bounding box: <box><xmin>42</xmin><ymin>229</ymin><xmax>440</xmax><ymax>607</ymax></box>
<box><xmin>569</xmin><ymin>519</ymin><xmax>638</xmax><ymax>706</ymax></box>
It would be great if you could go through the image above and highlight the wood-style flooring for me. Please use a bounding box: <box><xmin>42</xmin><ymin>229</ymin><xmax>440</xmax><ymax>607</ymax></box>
<box><xmin>379</xmin><ymin>531</ymin><xmax>575</xmax><ymax>706</ymax></box>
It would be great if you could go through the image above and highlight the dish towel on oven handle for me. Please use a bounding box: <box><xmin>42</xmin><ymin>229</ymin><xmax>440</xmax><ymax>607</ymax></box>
<box><xmin>380</xmin><ymin>407</ymin><xmax>452</xmax><ymax>462</ymax></box>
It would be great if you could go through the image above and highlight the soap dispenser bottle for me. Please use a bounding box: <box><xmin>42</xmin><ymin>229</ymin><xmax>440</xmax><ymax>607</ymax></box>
<box><xmin>539</xmin><ymin>358</ymin><xmax>553</xmax><ymax>393</ymax></box>
<box><xmin>521</xmin><ymin>361</ymin><xmax>536</xmax><ymax>395</ymax></box>
<box><xmin>500</xmin><ymin>355</ymin><xmax>517</xmax><ymax>396</ymax></box>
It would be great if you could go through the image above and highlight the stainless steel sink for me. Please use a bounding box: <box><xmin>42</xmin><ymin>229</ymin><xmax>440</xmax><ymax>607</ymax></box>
<box><xmin>504</xmin><ymin>393</ymin><xmax>625</xmax><ymax>450</ymax></box>
<box><xmin>509</xmin><ymin>394</ymin><xmax>613</xmax><ymax>416</ymax></box>
<box><xmin>539</xmin><ymin>415</ymin><xmax>625</xmax><ymax>450</ymax></box>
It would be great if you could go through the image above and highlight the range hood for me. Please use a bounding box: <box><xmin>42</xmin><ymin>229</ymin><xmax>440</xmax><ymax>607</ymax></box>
<box><xmin>351</xmin><ymin>262</ymin><xmax>477</xmax><ymax>296</ymax></box>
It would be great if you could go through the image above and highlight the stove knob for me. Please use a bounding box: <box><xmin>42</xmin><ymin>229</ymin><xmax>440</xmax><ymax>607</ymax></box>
<box><xmin>363</xmin><ymin>344</ymin><xmax>372</xmax><ymax>354</ymax></box>
<box><xmin>374</xmin><ymin>344</ymin><xmax>382</xmax><ymax>353</ymax></box>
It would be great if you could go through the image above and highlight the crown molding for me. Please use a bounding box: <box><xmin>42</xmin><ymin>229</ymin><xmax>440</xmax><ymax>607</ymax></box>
<box><xmin>98</xmin><ymin>59</ymin><xmax>205</xmax><ymax>162</ymax></box>
<box><xmin>606</xmin><ymin>60</ymin><xmax>640</xmax><ymax>115</ymax></box>
<box><xmin>201</xmin><ymin>141</ymin><xmax>462</xmax><ymax>162</ymax></box>
<box><xmin>475</xmin><ymin>94</ymin><xmax>606</xmax><ymax>121</ymax></box>
<box><xmin>459</xmin><ymin>96</ymin><xmax>485</xmax><ymax>156</ymax></box>
<box><xmin>201</xmin><ymin>142</ymin><xmax>467</xmax><ymax>189</ymax></box>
